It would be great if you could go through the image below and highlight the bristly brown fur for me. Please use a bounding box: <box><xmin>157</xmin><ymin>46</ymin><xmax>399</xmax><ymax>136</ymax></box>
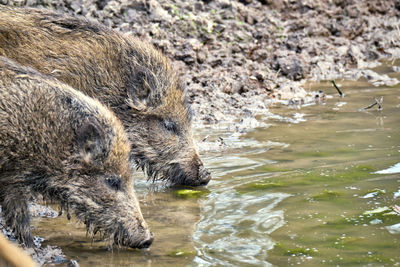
<box><xmin>0</xmin><ymin>5</ymin><xmax>211</xmax><ymax>186</ymax></box>
<box><xmin>0</xmin><ymin>57</ymin><xmax>153</xmax><ymax>249</ymax></box>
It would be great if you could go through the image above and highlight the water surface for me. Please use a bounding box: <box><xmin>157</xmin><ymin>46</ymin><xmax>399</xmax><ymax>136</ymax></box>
<box><xmin>34</xmin><ymin>69</ymin><xmax>400</xmax><ymax>266</ymax></box>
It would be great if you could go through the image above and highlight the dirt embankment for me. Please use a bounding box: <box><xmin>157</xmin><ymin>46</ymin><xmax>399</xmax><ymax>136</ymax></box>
<box><xmin>0</xmin><ymin>204</ymin><xmax>66</xmax><ymax>265</ymax></box>
<box><xmin>2</xmin><ymin>0</ymin><xmax>399</xmax><ymax>127</ymax></box>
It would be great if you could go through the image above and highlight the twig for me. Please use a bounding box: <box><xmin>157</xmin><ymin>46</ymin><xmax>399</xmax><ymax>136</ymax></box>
<box><xmin>274</xmin><ymin>69</ymin><xmax>281</xmax><ymax>80</ymax></box>
<box><xmin>330</xmin><ymin>80</ymin><xmax>344</xmax><ymax>97</ymax></box>
<box><xmin>360</xmin><ymin>97</ymin><xmax>383</xmax><ymax>111</ymax></box>
<box><xmin>376</xmin><ymin>97</ymin><xmax>383</xmax><ymax>110</ymax></box>
<box><xmin>360</xmin><ymin>101</ymin><xmax>377</xmax><ymax>110</ymax></box>
<box><xmin>202</xmin><ymin>135</ymin><xmax>209</xmax><ymax>142</ymax></box>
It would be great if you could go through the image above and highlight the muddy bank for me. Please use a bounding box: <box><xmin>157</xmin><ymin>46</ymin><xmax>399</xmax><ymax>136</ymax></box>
<box><xmin>0</xmin><ymin>204</ymin><xmax>67</xmax><ymax>266</ymax></box>
<box><xmin>2</xmin><ymin>0</ymin><xmax>399</xmax><ymax>127</ymax></box>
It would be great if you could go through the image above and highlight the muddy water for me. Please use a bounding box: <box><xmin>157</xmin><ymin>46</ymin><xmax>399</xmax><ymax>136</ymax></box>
<box><xmin>33</xmin><ymin>71</ymin><xmax>400</xmax><ymax>266</ymax></box>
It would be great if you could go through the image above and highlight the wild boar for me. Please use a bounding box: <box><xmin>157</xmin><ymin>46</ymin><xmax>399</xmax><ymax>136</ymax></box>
<box><xmin>0</xmin><ymin>56</ymin><xmax>153</xmax><ymax>248</ymax></box>
<box><xmin>0</xmin><ymin>5</ymin><xmax>211</xmax><ymax>186</ymax></box>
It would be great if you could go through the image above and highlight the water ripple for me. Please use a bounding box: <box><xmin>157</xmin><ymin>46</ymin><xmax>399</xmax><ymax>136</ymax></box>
<box><xmin>193</xmin><ymin>190</ymin><xmax>290</xmax><ymax>266</ymax></box>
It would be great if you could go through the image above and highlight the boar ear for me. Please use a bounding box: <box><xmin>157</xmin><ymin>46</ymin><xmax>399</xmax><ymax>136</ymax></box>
<box><xmin>126</xmin><ymin>68</ymin><xmax>154</xmax><ymax>111</ymax></box>
<box><xmin>125</xmin><ymin>96</ymin><xmax>148</xmax><ymax>111</ymax></box>
<box><xmin>76</xmin><ymin>118</ymin><xmax>108</xmax><ymax>167</ymax></box>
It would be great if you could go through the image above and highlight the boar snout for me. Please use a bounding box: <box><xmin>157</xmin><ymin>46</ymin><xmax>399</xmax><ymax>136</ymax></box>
<box><xmin>137</xmin><ymin>232</ymin><xmax>154</xmax><ymax>249</ymax></box>
<box><xmin>191</xmin><ymin>156</ymin><xmax>211</xmax><ymax>186</ymax></box>
<box><xmin>122</xmin><ymin>231</ymin><xmax>154</xmax><ymax>249</ymax></box>
<box><xmin>114</xmin><ymin>223</ymin><xmax>154</xmax><ymax>249</ymax></box>
<box><xmin>178</xmin><ymin>156</ymin><xmax>211</xmax><ymax>186</ymax></box>
<box><xmin>198</xmin><ymin>164</ymin><xmax>211</xmax><ymax>186</ymax></box>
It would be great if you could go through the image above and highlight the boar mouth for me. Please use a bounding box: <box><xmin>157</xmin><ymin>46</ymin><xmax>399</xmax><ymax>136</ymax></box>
<box><xmin>166</xmin><ymin>162</ymin><xmax>211</xmax><ymax>186</ymax></box>
<box><xmin>139</xmin><ymin>160</ymin><xmax>210</xmax><ymax>186</ymax></box>
<box><xmin>82</xmin><ymin>219</ymin><xmax>154</xmax><ymax>249</ymax></box>
<box><xmin>52</xmin><ymin>192</ymin><xmax>153</xmax><ymax>249</ymax></box>
<box><xmin>130</xmin><ymin>144</ymin><xmax>212</xmax><ymax>186</ymax></box>
<box><xmin>111</xmin><ymin>224</ymin><xmax>154</xmax><ymax>249</ymax></box>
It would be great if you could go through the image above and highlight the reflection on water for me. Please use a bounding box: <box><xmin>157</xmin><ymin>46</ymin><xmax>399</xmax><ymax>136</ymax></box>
<box><xmin>194</xmin><ymin>190</ymin><xmax>289</xmax><ymax>266</ymax></box>
<box><xmin>193</xmin><ymin>73</ymin><xmax>400</xmax><ymax>266</ymax></box>
<box><xmin>32</xmin><ymin>69</ymin><xmax>400</xmax><ymax>266</ymax></box>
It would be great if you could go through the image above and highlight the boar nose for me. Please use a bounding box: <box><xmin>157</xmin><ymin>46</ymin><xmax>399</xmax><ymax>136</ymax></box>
<box><xmin>198</xmin><ymin>164</ymin><xmax>211</xmax><ymax>185</ymax></box>
<box><xmin>137</xmin><ymin>232</ymin><xmax>154</xmax><ymax>249</ymax></box>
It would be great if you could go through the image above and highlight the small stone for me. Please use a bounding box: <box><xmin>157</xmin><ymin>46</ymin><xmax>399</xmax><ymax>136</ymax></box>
<box><xmin>197</xmin><ymin>50</ymin><xmax>207</xmax><ymax>64</ymax></box>
<box><xmin>150</xmin><ymin>6</ymin><xmax>172</xmax><ymax>23</ymax></box>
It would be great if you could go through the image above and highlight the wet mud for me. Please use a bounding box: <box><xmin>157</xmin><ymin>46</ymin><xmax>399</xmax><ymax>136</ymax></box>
<box><xmin>1</xmin><ymin>0</ymin><xmax>399</xmax><ymax>128</ymax></box>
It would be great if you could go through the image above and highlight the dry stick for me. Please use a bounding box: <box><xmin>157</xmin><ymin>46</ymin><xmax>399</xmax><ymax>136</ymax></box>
<box><xmin>274</xmin><ymin>69</ymin><xmax>281</xmax><ymax>80</ymax></box>
<box><xmin>330</xmin><ymin>80</ymin><xmax>344</xmax><ymax>97</ymax></box>
<box><xmin>375</xmin><ymin>96</ymin><xmax>383</xmax><ymax>110</ymax></box>
<box><xmin>360</xmin><ymin>97</ymin><xmax>383</xmax><ymax>111</ymax></box>
<box><xmin>360</xmin><ymin>101</ymin><xmax>377</xmax><ymax>111</ymax></box>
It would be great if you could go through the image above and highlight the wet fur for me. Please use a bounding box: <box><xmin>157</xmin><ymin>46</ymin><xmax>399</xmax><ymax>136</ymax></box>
<box><xmin>0</xmin><ymin>5</ymin><xmax>211</xmax><ymax>186</ymax></box>
<box><xmin>0</xmin><ymin>57</ymin><xmax>152</xmax><ymax>248</ymax></box>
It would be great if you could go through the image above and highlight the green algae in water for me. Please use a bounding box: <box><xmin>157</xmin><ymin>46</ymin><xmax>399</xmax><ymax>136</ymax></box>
<box><xmin>337</xmin><ymin>165</ymin><xmax>378</xmax><ymax>180</ymax></box>
<box><xmin>174</xmin><ymin>189</ymin><xmax>207</xmax><ymax>199</ymax></box>
<box><xmin>273</xmin><ymin>243</ymin><xmax>318</xmax><ymax>257</ymax></box>
<box><xmin>292</xmin><ymin>164</ymin><xmax>379</xmax><ymax>185</ymax></box>
<box><xmin>250</xmin><ymin>181</ymin><xmax>286</xmax><ymax>189</ymax></box>
<box><xmin>241</xmin><ymin>181</ymin><xmax>287</xmax><ymax>191</ymax></box>
<box><xmin>260</xmin><ymin>165</ymin><xmax>289</xmax><ymax>173</ymax></box>
<box><xmin>237</xmin><ymin>164</ymin><xmax>381</xmax><ymax>196</ymax></box>
<box><xmin>311</xmin><ymin>190</ymin><xmax>342</xmax><ymax>201</ymax></box>
<box><xmin>332</xmin><ymin>235</ymin><xmax>366</xmax><ymax>250</ymax></box>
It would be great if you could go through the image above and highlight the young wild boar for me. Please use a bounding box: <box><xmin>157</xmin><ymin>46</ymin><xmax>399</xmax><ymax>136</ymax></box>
<box><xmin>0</xmin><ymin>57</ymin><xmax>153</xmax><ymax>249</ymax></box>
<box><xmin>0</xmin><ymin>5</ymin><xmax>211</xmax><ymax>186</ymax></box>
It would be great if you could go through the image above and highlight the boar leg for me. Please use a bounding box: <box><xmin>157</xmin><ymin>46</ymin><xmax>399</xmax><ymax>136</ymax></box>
<box><xmin>1</xmin><ymin>191</ymin><xmax>33</xmax><ymax>247</ymax></box>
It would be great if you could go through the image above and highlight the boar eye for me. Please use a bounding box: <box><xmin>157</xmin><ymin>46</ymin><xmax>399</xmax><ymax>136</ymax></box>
<box><xmin>162</xmin><ymin>119</ymin><xmax>180</xmax><ymax>135</ymax></box>
<box><xmin>105</xmin><ymin>176</ymin><xmax>122</xmax><ymax>191</ymax></box>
